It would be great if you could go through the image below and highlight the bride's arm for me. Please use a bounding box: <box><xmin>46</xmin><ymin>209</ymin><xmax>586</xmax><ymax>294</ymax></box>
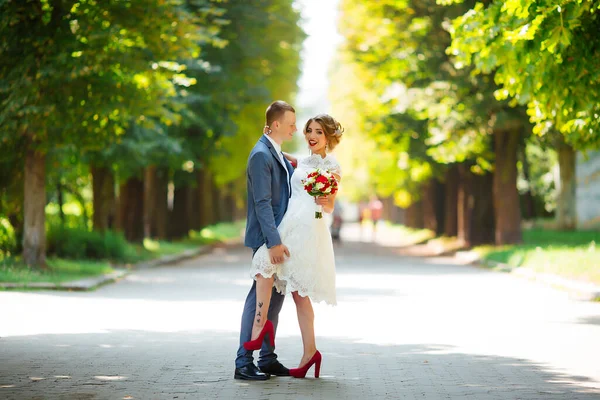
<box><xmin>315</xmin><ymin>193</ymin><xmax>337</xmax><ymax>214</ymax></box>
<box><xmin>282</xmin><ymin>152</ymin><xmax>298</xmax><ymax>168</ymax></box>
<box><xmin>314</xmin><ymin>173</ymin><xmax>341</xmax><ymax>213</ymax></box>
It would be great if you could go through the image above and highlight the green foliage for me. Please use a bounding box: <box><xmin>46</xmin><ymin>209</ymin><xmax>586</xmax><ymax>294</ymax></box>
<box><xmin>190</xmin><ymin>220</ymin><xmax>246</xmax><ymax>242</ymax></box>
<box><xmin>1</xmin><ymin>0</ymin><xmax>304</xmax><ymax>268</ymax></box>
<box><xmin>141</xmin><ymin>239</ymin><xmax>202</xmax><ymax>257</ymax></box>
<box><xmin>334</xmin><ymin>0</ymin><xmax>510</xmax><ymax>204</ymax></box>
<box><xmin>47</xmin><ymin>224</ymin><xmax>128</xmax><ymax>261</ymax></box>
<box><xmin>518</xmin><ymin>137</ymin><xmax>558</xmax><ymax>213</ymax></box>
<box><xmin>198</xmin><ymin>0</ymin><xmax>305</xmax><ymax>187</ymax></box>
<box><xmin>96</xmin><ymin>0</ymin><xmax>305</xmax><ymax>192</ymax></box>
<box><xmin>0</xmin><ymin>217</ymin><xmax>16</xmax><ymax>257</ymax></box>
<box><xmin>0</xmin><ymin>139</ymin><xmax>25</xmax><ymax>230</ymax></box>
<box><xmin>449</xmin><ymin>0</ymin><xmax>600</xmax><ymax>149</ymax></box>
<box><xmin>95</xmin><ymin>1</ymin><xmax>229</xmax><ymax>182</ymax></box>
<box><xmin>0</xmin><ymin>0</ymin><xmax>222</xmax><ymax>151</ymax></box>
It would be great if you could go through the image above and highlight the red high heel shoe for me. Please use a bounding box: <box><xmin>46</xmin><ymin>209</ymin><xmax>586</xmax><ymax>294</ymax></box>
<box><xmin>243</xmin><ymin>320</ymin><xmax>275</xmax><ymax>351</ymax></box>
<box><xmin>289</xmin><ymin>350</ymin><xmax>322</xmax><ymax>378</ymax></box>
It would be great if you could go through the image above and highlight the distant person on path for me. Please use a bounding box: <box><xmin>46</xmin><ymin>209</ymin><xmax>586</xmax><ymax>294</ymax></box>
<box><xmin>242</xmin><ymin>113</ymin><xmax>344</xmax><ymax>380</ymax></box>
<box><xmin>369</xmin><ymin>196</ymin><xmax>383</xmax><ymax>241</ymax></box>
<box><xmin>358</xmin><ymin>201</ymin><xmax>368</xmax><ymax>240</ymax></box>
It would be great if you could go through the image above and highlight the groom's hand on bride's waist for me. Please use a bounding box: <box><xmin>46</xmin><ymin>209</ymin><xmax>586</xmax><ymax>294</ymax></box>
<box><xmin>269</xmin><ymin>244</ymin><xmax>290</xmax><ymax>264</ymax></box>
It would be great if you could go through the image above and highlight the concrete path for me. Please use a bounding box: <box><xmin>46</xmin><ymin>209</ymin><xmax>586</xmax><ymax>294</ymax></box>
<box><xmin>1</xmin><ymin>234</ymin><xmax>599</xmax><ymax>399</ymax></box>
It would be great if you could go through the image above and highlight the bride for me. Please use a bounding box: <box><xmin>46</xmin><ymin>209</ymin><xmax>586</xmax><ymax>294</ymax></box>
<box><xmin>244</xmin><ymin>113</ymin><xmax>343</xmax><ymax>378</ymax></box>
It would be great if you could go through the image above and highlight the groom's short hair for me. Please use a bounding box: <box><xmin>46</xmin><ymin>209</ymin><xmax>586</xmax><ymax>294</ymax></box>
<box><xmin>266</xmin><ymin>100</ymin><xmax>295</xmax><ymax>126</ymax></box>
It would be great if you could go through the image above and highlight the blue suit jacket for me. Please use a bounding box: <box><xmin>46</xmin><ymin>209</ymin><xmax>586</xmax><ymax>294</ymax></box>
<box><xmin>245</xmin><ymin>135</ymin><xmax>293</xmax><ymax>249</ymax></box>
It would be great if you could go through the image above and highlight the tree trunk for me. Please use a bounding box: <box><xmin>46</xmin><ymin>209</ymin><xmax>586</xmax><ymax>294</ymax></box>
<box><xmin>444</xmin><ymin>165</ymin><xmax>459</xmax><ymax>237</ymax></box>
<box><xmin>556</xmin><ymin>139</ymin><xmax>577</xmax><ymax>230</ymax></box>
<box><xmin>155</xmin><ymin>168</ymin><xmax>169</xmax><ymax>239</ymax></box>
<box><xmin>197</xmin><ymin>168</ymin><xmax>213</xmax><ymax>229</ymax></box>
<box><xmin>186</xmin><ymin>181</ymin><xmax>198</xmax><ymax>232</ymax></box>
<box><xmin>382</xmin><ymin>196</ymin><xmax>404</xmax><ymax>224</ymax></box>
<box><xmin>233</xmin><ymin>191</ymin><xmax>246</xmax><ymax>221</ymax></box>
<box><xmin>170</xmin><ymin>184</ymin><xmax>190</xmax><ymax>239</ymax></box>
<box><xmin>405</xmin><ymin>200</ymin><xmax>424</xmax><ymax>229</ymax></box>
<box><xmin>143</xmin><ymin>166</ymin><xmax>157</xmax><ymax>239</ymax></box>
<box><xmin>422</xmin><ymin>178</ymin><xmax>439</xmax><ymax>232</ymax></box>
<box><xmin>519</xmin><ymin>142</ymin><xmax>536</xmax><ymax>220</ymax></box>
<box><xmin>22</xmin><ymin>149</ymin><xmax>46</xmax><ymax>267</ymax></box>
<box><xmin>457</xmin><ymin>164</ymin><xmax>473</xmax><ymax>246</ymax></box>
<box><xmin>57</xmin><ymin>182</ymin><xmax>65</xmax><ymax>226</ymax></box>
<box><xmin>212</xmin><ymin>179</ymin><xmax>224</xmax><ymax>224</ymax></box>
<box><xmin>471</xmin><ymin>171</ymin><xmax>495</xmax><ymax>245</ymax></box>
<box><xmin>458</xmin><ymin>164</ymin><xmax>495</xmax><ymax>247</ymax></box>
<box><xmin>222</xmin><ymin>183</ymin><xmax>235</xmax><ymax>223</ymax></box>
<box><xmin>118</xmin><ymin>177</ymin><xmax>144</xmax><ymax>242</ymax></box>
<box><xmin>493</xmin><ymin>130</ymin><xmax>522</xmax><ymax>245</ymax></box>
<box><xmin>435</xmin><ymin>180</ymin><xmax>445</xmax><ymax>235</ymax></box>
<box><xmin>91</xmin><ymin>165</ymin><xmax>116</xmax><ymax>232</ymax></box>
<box><xmin>381</xmin><ymin>197</ymin><xmax>392</xmax><ymax>221</ymax></box>
<box><xmin>231</xmin><ymin>176</ymin><xmax>247</xmax><ymax>222</ymax></box>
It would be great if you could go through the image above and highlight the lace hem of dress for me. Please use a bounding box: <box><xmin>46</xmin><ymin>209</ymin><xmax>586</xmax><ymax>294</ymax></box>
<box><xmin>277</xmin><ymin>281</ymin><xmax>337</xmax><ymax>306</ymax></box>
<box><xmin>273</xmin><ymin>272</ymin><xmax>337</xmax><ymax>306</ymax></box>
<box><xmin>250</xmin><ymin>269</ymin><xmax>337</xmax><ymax>306</ymax></box>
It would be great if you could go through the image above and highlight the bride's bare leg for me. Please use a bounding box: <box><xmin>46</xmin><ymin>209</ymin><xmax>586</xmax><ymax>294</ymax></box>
<box><xmin>292</xmin><ymin>291</ymin><xmax>317</xmax><ymax>367</ymax></box>
<box><xmin>251</xmin><ymin>274</ymin><xmax>275</xmax><ymax>340</ymax></box>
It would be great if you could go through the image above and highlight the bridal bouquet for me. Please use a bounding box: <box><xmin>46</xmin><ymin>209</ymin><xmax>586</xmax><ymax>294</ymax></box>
<box><xmin>302</xmin><ymin>169</ymin><xmax>339</xmax><ymax>219</ymax></box>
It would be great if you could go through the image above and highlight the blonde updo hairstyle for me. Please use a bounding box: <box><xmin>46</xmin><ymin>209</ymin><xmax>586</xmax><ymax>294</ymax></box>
<box><xmin>303</xmin><ymin>114</ymin><xmax>344</xmax><ymax>151</ymax></box>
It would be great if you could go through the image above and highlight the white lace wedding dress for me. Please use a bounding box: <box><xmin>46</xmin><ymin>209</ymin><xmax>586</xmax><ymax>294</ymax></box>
<box><xmin>249</xmin><ymin>154</ymin><xmax>341</xmax><ymax>305</ymax></box>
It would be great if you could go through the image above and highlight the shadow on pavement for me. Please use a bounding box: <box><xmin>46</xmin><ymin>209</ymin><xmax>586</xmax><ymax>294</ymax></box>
<box><xmin>578</xmin><ymin>315</ymin><xmax>600</xmax><ymax>326</ymax></box>
<box><xmin>1</xmin><ymin>331</ymin><xmax>599</xmax><ymax>399</ymax></box>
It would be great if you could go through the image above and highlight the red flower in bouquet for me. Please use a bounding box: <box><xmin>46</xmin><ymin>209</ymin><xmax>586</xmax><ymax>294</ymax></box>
<box><xmin>301</xmin><ymin>169</ymin><xmax>339</xmax><ymax>218</ymax></box>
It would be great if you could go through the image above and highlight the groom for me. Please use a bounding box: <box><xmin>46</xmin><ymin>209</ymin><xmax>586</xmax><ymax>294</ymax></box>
<box><xmin>234</xmin><ymin>100</ymin><xmax>297</xmax><ymax>380</ymax></box>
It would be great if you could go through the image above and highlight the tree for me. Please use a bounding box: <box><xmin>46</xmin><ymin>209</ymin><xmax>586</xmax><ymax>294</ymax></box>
<box><xmin>449</xmin><ymin>0</ymin><xmax>600</xmax><ymax>230</ymax></box>
<box><xmin>177</xmin><ymin>0</ymin><xmax>304</xmax><ymax>234</ymax></box>
<box><xmin>449</xmin><ymin>0</ymin><xmax>600</xmax><ymax>147</ymax></box>
<box><xmin>0</xmin><ymin>0</ymin><xmax>219</xmax><ymax>266</ymax></box>
<box><xmin>336</xmin><ymin>0</ymin><xmax>529</xmax><ymax>244</ymax></box>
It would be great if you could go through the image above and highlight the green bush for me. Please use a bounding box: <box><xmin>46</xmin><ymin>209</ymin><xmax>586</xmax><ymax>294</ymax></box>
<box><xmin>0</xmin><ymin>218</ymin><xmax>17</xmax><ymax>257</ymax></box>
<box><xmin>47</xmin><ymin>224</ymin><xmax>128</xmax><ymax>261</ymax></box>
<box><xmin>45</xmin><ymin>209</ymin><xmax>89</xmax><ymax>231</ymax></box>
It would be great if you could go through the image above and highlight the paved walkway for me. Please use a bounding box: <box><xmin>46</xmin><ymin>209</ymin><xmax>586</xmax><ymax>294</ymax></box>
<box><xmin>1</xmin><ymin>231</ymin><xmax>600</xmax><ymax>399</ymax></box>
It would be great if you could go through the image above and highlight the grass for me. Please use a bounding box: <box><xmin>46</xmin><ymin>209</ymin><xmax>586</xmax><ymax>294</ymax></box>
<box><xmin>0</xmin><ymin>257</ymin><xmax>114</xmax><ymax>284</ymax></box>
<box><xmin>475</xmin><ymin>228</ymin><xmax>600</xmax><ymax>285</ymax></box>
<box><xmin>382</xmin><ymin>222</ymin><xmax>436</xmax><ymax>246</ymax></box>
<box><xmin>190</xmin><ymin>220</ymin><xmax>246</xmax><ymax>243</ymax></box>
<box><xmin>141</xmin><ymin>240</ymin><xmax>200</xmax><ymax>257</ymax></box>
<box><xmin>0</xmin><ymin>220</ymin><xmax>246</xmax><ymax>285</ymax></box>
<box><xmin>132</xmin><ymin>220</ymin><xmax>247</xmax><ymax>262</ymax></box>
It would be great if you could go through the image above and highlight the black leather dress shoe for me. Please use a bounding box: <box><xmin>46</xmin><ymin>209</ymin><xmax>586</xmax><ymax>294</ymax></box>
<box><xmin>259</xmin><ymin>361</ymin><xmax>290</xmax><ymax>376</ymax></box>
<box><xmin>234</xmin><ymin>364</ymin><xmax>269</xmax><ymax>381</ymax></box>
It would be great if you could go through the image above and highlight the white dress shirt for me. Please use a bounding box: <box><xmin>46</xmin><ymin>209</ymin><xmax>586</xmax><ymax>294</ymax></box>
<box><xmin>264</xmin><ymin>133</ymin><xmax>290</xmax><ymax>194</ymax></box>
